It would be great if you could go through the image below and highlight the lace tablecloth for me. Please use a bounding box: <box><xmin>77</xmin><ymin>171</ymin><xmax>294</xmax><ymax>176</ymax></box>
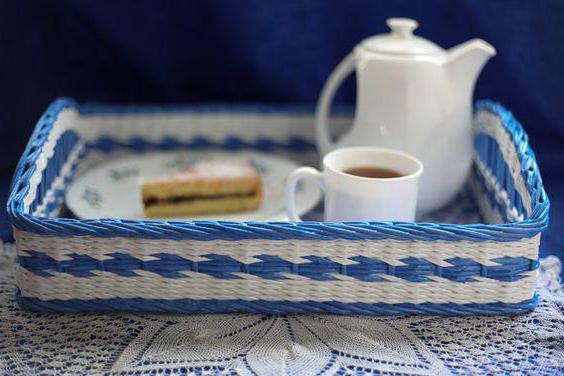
<box><xmin>0</xmin><ymin>242</ymin><xmax>562</xmax><ymax>376</ymax></box>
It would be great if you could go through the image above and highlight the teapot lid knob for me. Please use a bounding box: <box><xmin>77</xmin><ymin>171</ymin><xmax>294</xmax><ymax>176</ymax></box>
<box><xmin>386</xmin><ymin>18</ymin><xmax>418</xmax><ymax>38</ymax></box>
<box><xmin>360</xmin><ymin>17</ymin><xmax>442</xmax><ymax>55</ymax></box>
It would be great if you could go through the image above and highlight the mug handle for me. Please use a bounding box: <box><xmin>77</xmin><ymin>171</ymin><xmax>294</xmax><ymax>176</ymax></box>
<box><xmin>315</xmin><ymin>52</ymin><xmax>356</xmax><ymax>156</ymax></box>
<box><xmin>285</xmin><ymin>167</ymin><xmax>324</xmax><ymax>221</ymax></box>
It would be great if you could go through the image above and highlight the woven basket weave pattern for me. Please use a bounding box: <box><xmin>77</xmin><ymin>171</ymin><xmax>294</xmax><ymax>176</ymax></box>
<box><xmin>7</xmin><ymin>98</ymin><xmax>549</xmax><ymax>315</ymax></box>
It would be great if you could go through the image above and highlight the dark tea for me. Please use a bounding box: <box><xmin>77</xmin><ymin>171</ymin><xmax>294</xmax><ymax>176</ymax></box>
<box><xmin>343</xmin><ymin>167</ymin><xmax>404</xmax><ymax>178</ymax></box>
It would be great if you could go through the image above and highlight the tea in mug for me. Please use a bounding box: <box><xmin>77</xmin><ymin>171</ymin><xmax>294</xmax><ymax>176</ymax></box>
<box><xmin>343</xmin><ymin>167</ymin><xmax>404</xmax><ymax>179</ymax></box>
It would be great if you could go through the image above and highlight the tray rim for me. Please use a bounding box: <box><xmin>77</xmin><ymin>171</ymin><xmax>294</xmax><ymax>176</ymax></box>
<box><xmin>7</xmin><ymin>97</ymin><xmax>549</xmax><ymax>242</ymax></box>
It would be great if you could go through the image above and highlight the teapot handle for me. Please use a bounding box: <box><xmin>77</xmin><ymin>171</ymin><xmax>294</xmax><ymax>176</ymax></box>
<box><xmin>315</xmin><ymin>52</ymin><xmax>356</xmax><ymax>156</ymax></box>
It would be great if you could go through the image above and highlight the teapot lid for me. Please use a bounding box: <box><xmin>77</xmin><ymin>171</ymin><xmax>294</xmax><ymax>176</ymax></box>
<box><xmin>360</xmin><ymin>18</ymin><xmax>443</xmax><ymax>56</ymax></box>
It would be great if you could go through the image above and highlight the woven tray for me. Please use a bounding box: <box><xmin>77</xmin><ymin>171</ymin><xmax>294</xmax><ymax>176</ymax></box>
<box><xmin>7</xmin><ymin>98</ymin><xmax>549</xmax><ymax>315</ymax></box>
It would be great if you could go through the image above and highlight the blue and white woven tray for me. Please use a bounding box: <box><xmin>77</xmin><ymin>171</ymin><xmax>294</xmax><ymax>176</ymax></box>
<box><xmin>7</xmin><ymin>98</ymin><xmax>549</xmax><ymax>315</ymax></box>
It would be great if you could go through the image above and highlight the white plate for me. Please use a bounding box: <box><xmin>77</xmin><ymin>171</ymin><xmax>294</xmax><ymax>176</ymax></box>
<box><xmin>65</xmin><ymin>151</ymin><xmax>321</xmax><ymax>221</ymax></box>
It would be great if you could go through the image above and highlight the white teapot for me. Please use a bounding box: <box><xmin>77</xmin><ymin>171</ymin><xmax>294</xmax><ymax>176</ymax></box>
<box><xmin>315</xmin><ymin>18</ymin><xmax>495</xmax><ymax>214</ymax></box>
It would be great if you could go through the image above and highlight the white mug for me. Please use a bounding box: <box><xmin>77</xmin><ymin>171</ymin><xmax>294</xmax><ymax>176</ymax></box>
<box><xmin>286</xmin><ymin>147</ymin><xmax>423</xmax><ymax>222</ymax></box>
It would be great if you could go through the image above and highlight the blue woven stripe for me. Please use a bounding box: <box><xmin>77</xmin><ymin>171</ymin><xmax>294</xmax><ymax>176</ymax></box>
<box><xmin>36</xmin><ymin>132</ymin><xmax>84</xmax><ymax>217</ymax></box>
<box><xmin>471</xmin><ymin>165</ymin><xmax>513</xmax><ymax>223</ymax></box>
<box><xmin>87</xmin><ymin>135</ymin><xmax>314</xmax><ymax>153</ymax></box>
<box><xmin>474</xmin><ymin>134</ymin><xmax>526</xmax><ymax>221</ymax></box>
<box><xmin>16</xmin><ymin>293</ymin><xmax>538</xmax><ymax>316</ymax></box>
<box><xmin>18</xmin><ymin>251</ymin><xmax>538</xmax><ymax>282</ymax></box>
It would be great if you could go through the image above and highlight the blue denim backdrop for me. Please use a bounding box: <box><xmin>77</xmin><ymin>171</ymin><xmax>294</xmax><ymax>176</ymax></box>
<box><xmin>0</xmin><ymin>1</ymin><xmax>562</xmax><ymax>267</ymax></box>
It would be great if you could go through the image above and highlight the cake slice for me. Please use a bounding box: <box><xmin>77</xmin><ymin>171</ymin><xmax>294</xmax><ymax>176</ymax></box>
<box><xmin>141</xmin><ymin>160</ymin><xmax>263</xmax><ymax>218</ymax></box>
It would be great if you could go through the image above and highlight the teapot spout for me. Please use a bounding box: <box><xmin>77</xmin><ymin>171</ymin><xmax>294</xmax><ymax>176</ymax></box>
<box><xmin>445</xmin><ymin>39</ymin><xmax>496</xmax><ymax>95</ymax></box>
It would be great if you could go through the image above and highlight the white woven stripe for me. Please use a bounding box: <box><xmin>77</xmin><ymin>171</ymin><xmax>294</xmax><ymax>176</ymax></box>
<box><xmin>23</xmin><ymin>109</ymin><xmax>79</xmax><ymax>212</ymax></box>
<box><xmin>473</xmin><ymin>111</ymin><xmax>532</xmax><ymax>215</ymax></box>
<box><xmin>15</xmin><ymin>266</ymin><xmax>537</xmax><ymax>304</ymax></box>
<box><xmin>468</xmin><ymin>174</ymin><xmax>504</xmax><ymax>224</ymax></box>
<box><xmin>78</xmin><ymin>112</ymin><xmax>352</xmax><ymax>143</ymax></box>
<box><xmin>14</xmin><ymin>230</ymin><xmax>540</xmax><ymax>266</ymax></box>
<box><xmin>472</xmin><ymin>158</ymin><xmax>525</xmax><ymax>222</ymax></box>
<box><xmin>32</xmin><ymin>141</ymin><xmax>85</xmax><ymax>217</ymax></box>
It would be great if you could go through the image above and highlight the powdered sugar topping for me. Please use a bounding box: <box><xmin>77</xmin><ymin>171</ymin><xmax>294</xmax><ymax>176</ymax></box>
<box><xmin>151</xmin><ymin>160</ymin><xmax>259</xmax><ymax>183</ymax></box>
